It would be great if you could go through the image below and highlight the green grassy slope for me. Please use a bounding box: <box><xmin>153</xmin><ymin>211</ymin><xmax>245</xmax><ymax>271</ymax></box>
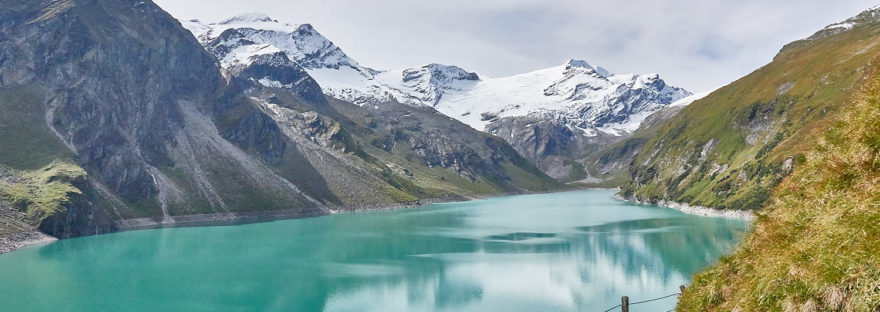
<box><xmin>0</xmin><ymin>87</ymin><xmax>75</xmax><ymax>170</ymax></box>
<box><xmin>677</xmin><ymin>71</ymin><xmax>880</xmax><ymax>312</ymax></box>
<box><xmin>620</xmin><ymin>19</ymin><xmax>880</xmax><ymax>210</ymax></box>
<box><xmin>0</xmin><ymin>85</ymin><xmax>88</xmax><ymax>235</ymax></box>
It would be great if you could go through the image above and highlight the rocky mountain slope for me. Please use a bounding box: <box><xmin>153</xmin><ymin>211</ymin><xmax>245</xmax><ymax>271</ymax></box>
<box><xmin>0</xmin><ymin>0</ymin><xmax>560</xmax><ymax>243</ymax></box>
<box><xmin>183</xmin><ymin>15</ymin><xmax>692</xmax><ymax>180</ymax></box>
<box><xmin>619</xmin><ymin>6</ymin><xmax>880</xmax><ymax>210</ymax></box>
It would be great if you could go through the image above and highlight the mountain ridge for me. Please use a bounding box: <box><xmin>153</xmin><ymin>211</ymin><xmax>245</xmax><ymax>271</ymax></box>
<box><xmin>676</xmin><ymin>6</ymin><xmax>880</xmax><ymax>310</ymax></box>
<box><xmin>619</xmin><ymin>5</ymin><xmax>880</xmax><ymax>209</ymax></box>
<box><xmin>183</xmin><ymin>14</ymin><xmax>693</xmax><ymax>181</ymax></box>
<box><xmin>0</xmin><ymin>0</ymin><xmax>561</xmax><ymax>245</ymax></box>
<box><xmin>183</xmin><ymin>14</ymin><xmax>692</xmax><ymax>137</ymax></box>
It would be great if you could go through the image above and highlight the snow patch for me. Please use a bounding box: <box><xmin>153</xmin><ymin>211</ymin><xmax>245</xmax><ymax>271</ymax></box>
<box><xmin>669</xmin><ymin>90</ymin><xmax>711</xmax><ymax>107</ymax></box>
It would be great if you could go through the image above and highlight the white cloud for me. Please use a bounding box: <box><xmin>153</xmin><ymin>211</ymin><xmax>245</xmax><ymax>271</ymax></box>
<box><xmin>154</xmin><ymin>0</ymin><xmax>878</xmax><ymax>91</ymax></box>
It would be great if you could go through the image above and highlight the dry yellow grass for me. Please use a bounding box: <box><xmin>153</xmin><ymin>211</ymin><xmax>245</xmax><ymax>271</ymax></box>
<box><xmin>677</xmin><ymin>73</ymin><xmax>880</xmax><ymax>311</ymax></box>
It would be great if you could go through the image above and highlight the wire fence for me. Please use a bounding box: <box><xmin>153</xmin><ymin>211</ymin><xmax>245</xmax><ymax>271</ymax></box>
<box><xmin>600</xmin><ymin>286</ymin><xmax>686</xmax><ymax>312</ymax></box>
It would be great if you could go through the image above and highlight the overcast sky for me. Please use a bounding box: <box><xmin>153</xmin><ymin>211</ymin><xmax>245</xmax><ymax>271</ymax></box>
<box><xmin>154</xmin><ymin>0</ymin><xmax>877</xmax><ymax>91</ymax></box>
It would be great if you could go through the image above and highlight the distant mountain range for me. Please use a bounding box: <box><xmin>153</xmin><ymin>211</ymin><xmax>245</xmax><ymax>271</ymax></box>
<box><xmin>183</xmin><ymin>13</ymin><xmax>693</xmax><ymax>180</ymax></box>
<box><xmin>184</xmin><ymin>14</ymin><xmax>691</xmax><ymax>136</ymax></box>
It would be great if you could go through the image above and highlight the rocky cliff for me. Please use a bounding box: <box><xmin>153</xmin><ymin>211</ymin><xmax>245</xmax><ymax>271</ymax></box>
<box><xmin>0</xmin><ymin>0</ymin><xmax>561</xmax><ymax>242</ymax></box>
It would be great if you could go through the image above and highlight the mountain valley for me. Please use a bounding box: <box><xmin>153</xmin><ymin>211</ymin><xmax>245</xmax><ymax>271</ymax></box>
<box><xmin>1</xmin><ymin>1</ymin><xmax>880</xmax><ymax>310</ymax></box>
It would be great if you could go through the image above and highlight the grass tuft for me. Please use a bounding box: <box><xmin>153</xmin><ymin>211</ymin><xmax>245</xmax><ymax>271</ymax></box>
<box><xmin>677</xmin><ymin>74</ymin><xmax>880</xmax><ymax>311</ymax></box>
<box><xmin>0</xmin><ymin>161</ymin><xmax>86</xmax><ymax>225</ymax></box>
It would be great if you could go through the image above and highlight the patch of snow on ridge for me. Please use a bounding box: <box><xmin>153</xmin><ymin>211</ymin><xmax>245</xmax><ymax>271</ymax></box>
<box><xmin>825</xmin><ymin>22</ymin><xmax>854</xmax><ymax>31</ymax></box>
<box><xmin>808</xmin><ymin>6</ymin><xmax>880</xmax><ymax>41</ymax></box>
<box><xmin>220</xmin><ymin>44</ymin><xmax>281</xmax><ymax>68</ymax></box>
<box><xmin>669</xmin><ymin>91</ymin><xmax>712</xmax><ymax>108</ymax></box>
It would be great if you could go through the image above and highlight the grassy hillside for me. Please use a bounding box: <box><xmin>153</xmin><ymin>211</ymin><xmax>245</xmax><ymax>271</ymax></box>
<box><xmin>577</xmin><ymin>106</ymin><xmax>687</xmax><ymax>189</ymax></box>
<box><xmin>620</xmin><ymin>16</ymin><xmax>880</xmax><ymax>210</ymax></box>
<box><xmin>0</xmin><ymin>85</ymin><xmax>87</xmax><ymax>236</ymax></box>
<box><xmin>677</xmin><ymin>72</ymin><xmax>880</xmax><ymax>311</ymax></box>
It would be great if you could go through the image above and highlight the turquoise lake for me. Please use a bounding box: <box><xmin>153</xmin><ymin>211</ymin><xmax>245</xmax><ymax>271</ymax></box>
<box><xmin>0</xmin><ymin>190</ymin><xmax>747</xmax><ymax>311</ymax></box>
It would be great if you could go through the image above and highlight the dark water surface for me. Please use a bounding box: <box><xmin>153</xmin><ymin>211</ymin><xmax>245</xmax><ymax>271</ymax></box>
<box><xmin>0</xmin><ymin>190</ymin><xmax>747</xmax><ymax>311</ymax></box>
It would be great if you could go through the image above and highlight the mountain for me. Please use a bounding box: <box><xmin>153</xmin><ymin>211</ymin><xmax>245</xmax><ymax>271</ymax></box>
<box><xmin>184</xmin><ymin>16</ymin><xmax>690</xmax><ymax>135</ymax></box>
<box><xmin>428</xmin><ymin>60</ymin><xmax>690</xmax><ymax>135</ymax></box>
<box><xmin>184</xmin><ymin>13</ymin><xmax>364</xmax><ymax>71</ymax></box>
<box><xmin>183</xmin><ymin>14</ymin><xmax>387</xmax><ymax>104</ymax></box>
<box><xmin>580</xmin><ymin>93</ymin><xmax>710</xmax><ymax>187</ymax></box>
<box><xmin>0</xmin><ymin>0</ymin><xmax>560</xmax><ymax>243</ymax></box>
<box><xmin>677</xmin><ymin>7</ymin><xmax>880</xmax><ymax>310</ymax></box>
<box><xmin>183</xmin><ymin>15</ymin><xmax>692</xmax><ymax>180</ymax></box>
<box><xmin>618</xmin><ymin>5</ymin><xmax>880</xmax><ymax>210</ymax></box>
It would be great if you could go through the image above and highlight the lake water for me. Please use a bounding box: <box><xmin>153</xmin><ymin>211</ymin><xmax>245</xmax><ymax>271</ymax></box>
<box><xmin>0</xmin><ymin>190</ymin><xmax>747</xmax><ymax>311</ymax></box>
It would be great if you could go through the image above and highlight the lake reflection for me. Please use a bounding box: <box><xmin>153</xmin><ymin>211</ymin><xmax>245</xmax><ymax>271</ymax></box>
<box><xmin>0</xmin><ymin>190</ymin><xmax>746</xmax><ymax>312</ymax></box>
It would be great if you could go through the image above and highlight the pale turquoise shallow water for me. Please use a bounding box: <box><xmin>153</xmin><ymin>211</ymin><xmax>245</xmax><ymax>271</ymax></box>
<box><xmin>0</xmin><ymin>190</ymin><xmax>747</xmax><ymax>311</ymax></box>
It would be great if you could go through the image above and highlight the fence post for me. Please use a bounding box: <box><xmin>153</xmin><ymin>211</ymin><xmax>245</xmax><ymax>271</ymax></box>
<box><xmin>621</xmin><ymin>296</ymin><xmax>629</xmax><ymax>312</ymax></box>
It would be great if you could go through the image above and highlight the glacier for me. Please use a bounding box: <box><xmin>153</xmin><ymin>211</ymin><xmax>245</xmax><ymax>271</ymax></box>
<box><xmin>183</xmin><ymin>14</ymin><xmax>692</xmax><ymax>137</ymax></box>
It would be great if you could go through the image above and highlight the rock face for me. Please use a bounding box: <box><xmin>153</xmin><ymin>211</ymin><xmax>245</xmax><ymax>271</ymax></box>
<box><xmin>183</xmin><ymin>14</ymin><xmax>383</xmax><ymax>105</ymax></box>
<box><xmin>620</xmin><ymin>6</ymin><xmax>880</xmax><ymax>210</ymax></box>
<box><xmin>235</xmin><ymin>52</ymin><xmax>327</xmax><ymax>104</ymax></box>
<box><xmin>0</xmin><ymin>0</ymin><xmax>560</xmax><ymax>240</ymax></box>
<box><xmin>485</xmin><ymin>117</ymin><xmax>619</xmax><ymax>182</ymax></box>
<box><xmin>399</xmin><ymin>64</ymin><xmax>480</xmax><ymax>105</ymax></box>
<box><xmin>183</xmin><ymin>15</ymin><xmax>692</xmax><ymax>181</ymax></box>
<box><xmin>187</xmin><ymin>13</ymin><xmax>361</xmax><ymax>71</ymax></box>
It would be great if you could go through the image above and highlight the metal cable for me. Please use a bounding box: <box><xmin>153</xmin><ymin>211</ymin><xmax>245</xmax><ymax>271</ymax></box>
<box><xmin>601</xmin><ymin>304</ymin><xmax>622</xmax><ymax>312</ymax></box>
<box><xmin>598</xmin><ymin>292</ymin><xmax>681</xmax><ymax>311</ymax></box>
<box><xmin>629</xmin><ymin>292</ymin><xmax>681</xmax><ymax>305</ymax></box>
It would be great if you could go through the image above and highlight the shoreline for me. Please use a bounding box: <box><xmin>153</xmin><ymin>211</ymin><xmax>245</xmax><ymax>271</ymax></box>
<box><xmin>0</xmin><ymin>187</ymin><xmax>578</xmax><ymax>255</ymax></box>
<box><xmin>0</xmin><ymin>231</ymin><xmax>57</xmax><ymax>255</ymax></box>
<box><xmin>115</xmin><ymin>196</ymin><xmax>475</xmax><ymax>231</ymax></box>
<box><xmin>615</xmin><ymin>194</ymin><xmax>756</xmax><ymax>221</ymax></box>
<box><xmin>0</xmin><ymin>195</ymin><xmax>481</xmax><ymax>255</ymax></box>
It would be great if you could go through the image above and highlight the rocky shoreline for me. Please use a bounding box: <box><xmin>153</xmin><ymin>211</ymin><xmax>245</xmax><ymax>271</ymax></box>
<box><xmin>1</xmin><ymin>197</ymin><xmax>475</xmax><ymax>255</ymax></box>
<box><xmin>616</xmin><ymin>194</ymin><xmax>756</xmax><ymax>221</ymax></box>
<box><xmin>1</xmin><ymin>189</ymin><xmax>577</xmax><ymax>255</ymax></box>
<box><xmin>1</xmin><ymin>189</ymin><xmax>751</xmax><ymax>255</ymax></box>
<box><xmin>115</xmin><ymin>196</ymin><xmax>474</xmax><ymax>231</ymax></box>
<box><xmin>0</xmin><ymin>231</ymin><xmax>57</xmax><ymax>255</ymax></box>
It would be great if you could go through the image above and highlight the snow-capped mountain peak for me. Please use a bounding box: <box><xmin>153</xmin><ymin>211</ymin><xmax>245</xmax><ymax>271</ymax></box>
<box><xmin>218</xmin><ymin>13</ymin><xmax>278</xmax><ymax>24</ymax></box>
<box><xmin>183</xmin><ymin>14</ymin><xmax>691</xmax><ymax>137</ymax></box>
<box><xmin>428</xmin><ymin>60</ymin><xmax>690</xmax><ymax>135</ymax></box>
<box><xmin>183</xmin><ymin>15</ymin><xmax>366</xmax><ymax>72</ymax></box>
<box><xmin>393</xmin><ymin>64</ymin><xmax>481</xmax><ymax>105</ymax></box>
<box><xmin>402</xmin><ymin>64</ymin><xmax>481</xmax><ymax>84</ymax></box>
<box><xmin>564</xmin><ymin>59</ymin><xmax>610</xmax><ymax>78</ymax></box>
